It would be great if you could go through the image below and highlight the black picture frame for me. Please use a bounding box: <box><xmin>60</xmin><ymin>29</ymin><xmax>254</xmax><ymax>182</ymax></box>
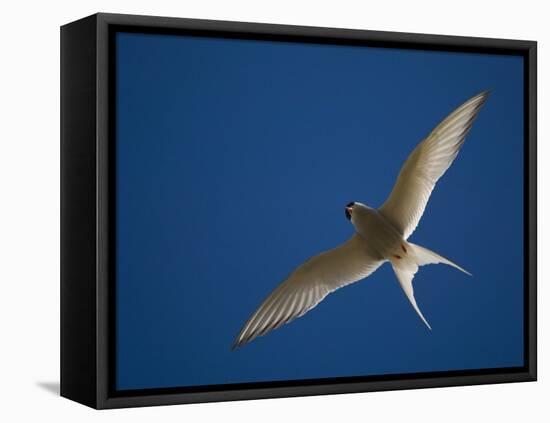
<box><xmin>60</xmin><ymin>12</ymin><xmax>537</xmax><ymax>409</ymax></box>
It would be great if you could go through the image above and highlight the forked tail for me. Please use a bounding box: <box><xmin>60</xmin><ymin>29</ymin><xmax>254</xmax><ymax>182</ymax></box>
<box><xmin>390</xmin><ymin>242</ymin><xmax>471</xmax><ymax>330</ymax></box>
<box><xmin>409</xmin><ymin>243</ymin><xmax>471</xmax><ymax>276</ymax></box>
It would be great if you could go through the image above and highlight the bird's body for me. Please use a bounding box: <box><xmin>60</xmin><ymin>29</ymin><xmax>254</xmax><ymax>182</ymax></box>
<box><xmin>233</xmin><ymin>91</ymin><xmax>489</xmax><ymax>349</ymax></box>
<box><xmin>351</xmin><ymin>204</ymin><xmax>404</xmax><ymax>260</ymax></box>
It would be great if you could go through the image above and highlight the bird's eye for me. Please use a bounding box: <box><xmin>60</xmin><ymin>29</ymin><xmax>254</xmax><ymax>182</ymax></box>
<box><xmin>345</xmin><ymin>202</ymin><xmax>354</xmax><ymax>220</ymax></box>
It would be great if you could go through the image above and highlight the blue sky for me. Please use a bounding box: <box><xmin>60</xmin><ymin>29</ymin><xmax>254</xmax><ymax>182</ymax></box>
<box><xmin>115</xmin><ymin>31</ymin><xmax>524</xmax><ymax>390</ymax></box>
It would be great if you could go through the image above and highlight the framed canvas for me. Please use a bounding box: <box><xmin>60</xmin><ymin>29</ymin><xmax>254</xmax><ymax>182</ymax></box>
<box><xmin>60</xmin><ymin>13</ymin><xmax>537</xmax><ymax>409</ymax></box>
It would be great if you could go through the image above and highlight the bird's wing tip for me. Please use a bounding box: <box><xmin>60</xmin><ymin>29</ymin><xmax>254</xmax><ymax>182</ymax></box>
<box><xmin>476</xmin><ymin>90</ymin><xmax>491</xmax><ymax>103</ymax></box>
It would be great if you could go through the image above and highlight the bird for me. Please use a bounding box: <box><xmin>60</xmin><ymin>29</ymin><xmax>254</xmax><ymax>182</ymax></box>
<box><xmin>232</xmin><ymin>91</ymin><xmax>489</xmax><ymax>349</ymax></box>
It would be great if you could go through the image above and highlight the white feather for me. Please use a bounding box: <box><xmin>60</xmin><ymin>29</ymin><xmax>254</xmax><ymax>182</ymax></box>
<box><xmin>233</xmin><ymin>234</ymin><xmax>383</xmax><ymax>348</ymax></box>
<box><xmin>233</xmin><ymin>92</ymin><xmax>488</xmax><ymax>348</ymax></box>
<box><xmin>379</xmin><ymin>91</ymin><xmax>489</xmax><ymax>240</ymax></box>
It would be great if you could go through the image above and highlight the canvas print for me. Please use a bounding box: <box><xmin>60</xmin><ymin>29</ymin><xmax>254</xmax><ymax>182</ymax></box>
<box><xmin>115</xmin><ymin>32</ymin><xmax>524</xmax><ymax>391</ymax></box>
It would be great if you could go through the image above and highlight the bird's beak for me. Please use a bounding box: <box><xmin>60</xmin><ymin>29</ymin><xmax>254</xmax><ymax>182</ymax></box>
<box><xmin>346</xmin><ymin>207</ymin><xmax>353</xmax><ymax>215</ymax></box>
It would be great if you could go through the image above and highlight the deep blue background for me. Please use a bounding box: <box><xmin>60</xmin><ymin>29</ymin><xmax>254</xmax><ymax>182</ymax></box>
<box><xmin>115</xmin><ymin>32</ymin><xmax>524</xmax><ymax>390</ymax></box>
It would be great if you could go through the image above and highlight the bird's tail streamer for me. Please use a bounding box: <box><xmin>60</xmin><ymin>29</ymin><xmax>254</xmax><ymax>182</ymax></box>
<box><xmin>390</xmin><ymin>242</ymin><xmax>471</xmax><ymax>330</ymax></box>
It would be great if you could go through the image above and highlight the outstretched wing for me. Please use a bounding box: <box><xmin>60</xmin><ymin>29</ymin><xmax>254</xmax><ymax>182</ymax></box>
<box><xmin>379</xmin><ymin>91</ymin><xmax>489</xmax><ymax>240</ymax></box>
<box><xmin>233</xmin><ymin>234</ymin><xmax>383</xmax><ymax>349</ymax></box>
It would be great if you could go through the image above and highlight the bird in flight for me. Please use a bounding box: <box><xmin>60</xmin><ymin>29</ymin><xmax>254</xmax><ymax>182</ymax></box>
<box><xmin>233</xmin><ymin>91</ymin><xmax>489</xmax><ymax>349</ymax></box>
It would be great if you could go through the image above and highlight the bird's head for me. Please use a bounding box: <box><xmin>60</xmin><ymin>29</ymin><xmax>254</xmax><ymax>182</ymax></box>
<box><xmin>345</xmin><ymin>202</ymin><xmax>370</xmax><ymax>224</ymax></box>
<box><xmin>345</xmin><ymin>202</ymin><xmax>355</xmax><ymax>221</ymax></box>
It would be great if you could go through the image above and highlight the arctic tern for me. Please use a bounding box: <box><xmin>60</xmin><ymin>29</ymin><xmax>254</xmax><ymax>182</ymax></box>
<box><xmin>233</xmin><ymin>91</ymin><xmax>489</xmax><ymax>349</ymax></box>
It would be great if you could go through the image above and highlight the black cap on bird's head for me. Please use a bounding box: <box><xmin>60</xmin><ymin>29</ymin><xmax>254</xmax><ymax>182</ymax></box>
<box><xmin>345</xmin><ymin>202</ymin><xmax>355</xmax><ymax>220</ymax></box>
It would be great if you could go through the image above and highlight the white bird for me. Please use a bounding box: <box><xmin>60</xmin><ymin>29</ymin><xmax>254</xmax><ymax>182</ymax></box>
<box><xmin>233</xmin><ymin>91</ymin><xmax>489</xmax><ymax>349</ymax></box>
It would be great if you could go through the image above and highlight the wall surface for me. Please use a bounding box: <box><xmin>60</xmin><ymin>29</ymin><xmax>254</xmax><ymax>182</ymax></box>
<box><xmin>0</xmin><ymin>0</ymin><xmax>546</xmax><ymax>421</ymax></box>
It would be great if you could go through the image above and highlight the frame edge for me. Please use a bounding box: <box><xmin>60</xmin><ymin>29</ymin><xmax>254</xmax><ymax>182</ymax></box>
<box><xmin>526</xmin><ymin>41</ymin><xmax>537</xmax><ymax>381</ymax></box>
<box><xmin>60</xmin><ymin>13</ymin><xmax>99</xmax><ymax>409</ymax></box>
